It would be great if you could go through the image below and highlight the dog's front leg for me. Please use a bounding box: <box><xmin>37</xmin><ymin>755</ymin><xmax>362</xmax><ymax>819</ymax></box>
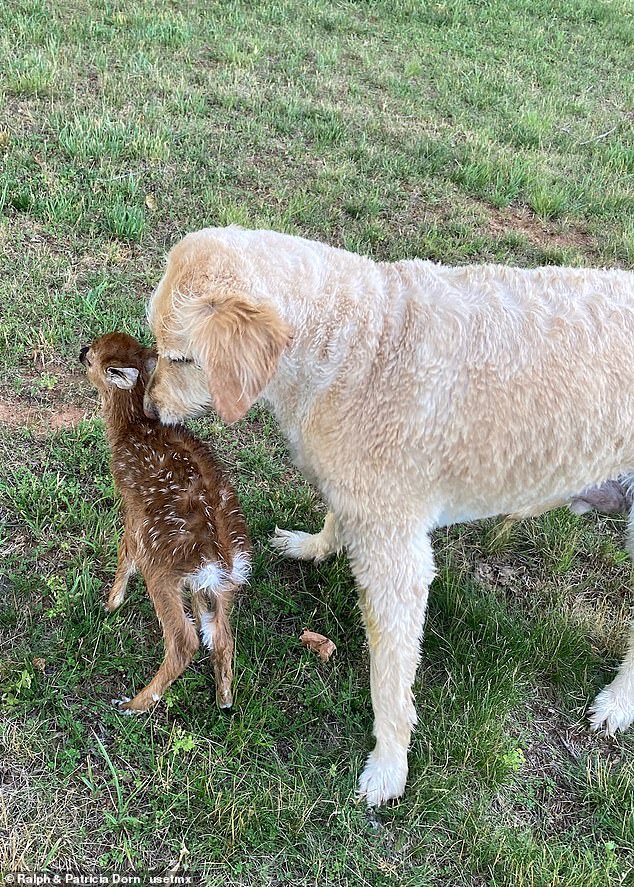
<box><xmin>350</xmin><ymin>525</ymin><xmax>435</xmax><ymax>806</ymax></box>
<box><xmin>271</xmin><ymin>511</ymin><xmax>342</xmax><ymax>562</ymax></box>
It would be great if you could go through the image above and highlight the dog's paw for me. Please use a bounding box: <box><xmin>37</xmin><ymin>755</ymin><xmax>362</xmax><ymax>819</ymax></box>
<box><xmin>588</xmin><ymin>686</ymin><xmax>634</xmax><ymax>735</ymax></box>
<box><xmin>270</xmin><ymin>527</ymin><xmax>331</xmax><ymax>562</ymax></box>
<box><xmin>357</xmin><ymin>751</ymin><xmax>407</xmax><ymax>807</ymax></box>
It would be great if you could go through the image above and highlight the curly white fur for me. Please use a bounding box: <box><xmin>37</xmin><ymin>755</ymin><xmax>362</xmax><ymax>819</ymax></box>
<box><xmin>146</xmin><ymin>226</ymin><xmax>634</xmax><ymax>805</ymax></box>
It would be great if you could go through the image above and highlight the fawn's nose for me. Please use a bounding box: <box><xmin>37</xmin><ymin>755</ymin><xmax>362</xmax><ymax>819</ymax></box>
<box><xmin>79</xmin><ymin>346</ymin><xmax>89</xmax><ymax>365</ymax></box>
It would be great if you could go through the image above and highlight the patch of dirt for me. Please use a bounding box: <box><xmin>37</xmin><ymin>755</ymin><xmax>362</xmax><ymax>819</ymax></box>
<box><xmin>0</xmin><ymin>368</ymin><xmax>96</xmax><ymax>436</ymax></box>
<box><xmin>491</xmin><ymin>699</ymin><xmax>624</xmax><ymax>838</ymax></box>
<box><xmin>475</xmin><ymin>557</ymin><xmax>529</xmax><ymax>590</ymax></box>
<box><xmin>0</xmin><ymin>400</ymin><xmax>88</xmax><ymax>431</ymax></box>
<box><xmin>485</xmin><ymin>204</ymin><xmax>598</xmax><ymax>259</ymax></box>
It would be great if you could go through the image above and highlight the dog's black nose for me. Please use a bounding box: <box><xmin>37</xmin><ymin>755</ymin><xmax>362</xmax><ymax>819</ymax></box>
<box><xmin>143</xmin><ymin>394</ymin><xmax>159</xmax><ymax>420</ymax></box>
<box><xmin>79</xmin><ymin>346</ymin><xmax>89</xmax><ymax>364</ymax></box>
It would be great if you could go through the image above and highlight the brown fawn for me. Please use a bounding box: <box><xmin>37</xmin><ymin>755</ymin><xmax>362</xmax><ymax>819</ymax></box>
<box><xmin>80</xmin><ymin>332</ymin><xmax>251</xmax><ymax>712</ymax></box>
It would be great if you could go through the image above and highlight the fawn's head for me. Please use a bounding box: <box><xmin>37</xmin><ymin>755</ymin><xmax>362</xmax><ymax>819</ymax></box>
<box><xmin>79</xmin><ymin>333</ymin><xmax>157</xmax><ymax>400</ymax></box>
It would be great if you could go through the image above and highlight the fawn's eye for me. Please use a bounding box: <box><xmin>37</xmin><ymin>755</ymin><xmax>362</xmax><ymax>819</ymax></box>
<box><xmin>171</xmin><ymin>357</ymin><xmax>193</xmax><ymax>365</ymax></box>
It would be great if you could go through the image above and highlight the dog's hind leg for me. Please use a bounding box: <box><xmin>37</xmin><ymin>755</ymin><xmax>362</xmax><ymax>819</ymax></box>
<box><xmin>349</xmin><ymin>521</ymin><xmax>435</xmax><ymax>806</ymax></box>
<box><xmin>589</xmin><ymin>503</ymin><xmax>634</xmax><ymax>734</ymax></box>
<box><xmin>589</xmin><ymin>621</ymin><xmax>634</xmax><ymax>734</ymax></box>
<box><xmin>271</xmin><ymin>511</ymin><xmax>341</xmax><ymax>562</ymax></box>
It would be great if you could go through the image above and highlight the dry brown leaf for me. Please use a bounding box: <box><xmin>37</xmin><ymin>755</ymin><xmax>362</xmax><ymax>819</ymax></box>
<box><xmin>32</xmin><ymin>657</ymin><xmax>46</xmax><ymax>672</ymax></box>
<box><xmin>145</xmin><ymin>193</ymin><xmax>157</xmax><ymax>210</ymax></box>
<box><xmin>300</xmin><ymin>628</ymin><xmax>336</xmax><ymax>662</ymax></box>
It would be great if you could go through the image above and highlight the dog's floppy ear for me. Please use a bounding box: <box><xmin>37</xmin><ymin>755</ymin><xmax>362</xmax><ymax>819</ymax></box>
<box><xmin>189</xmin><ymin>292</ymin><xmax>293</xmax><ymax>424</ymax></box>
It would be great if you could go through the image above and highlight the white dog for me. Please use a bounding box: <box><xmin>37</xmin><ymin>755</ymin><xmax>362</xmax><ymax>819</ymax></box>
<box><xmin>144</xmin><ymin>225</ymin><xmax>634</xmax><ymax>806</ymax></box>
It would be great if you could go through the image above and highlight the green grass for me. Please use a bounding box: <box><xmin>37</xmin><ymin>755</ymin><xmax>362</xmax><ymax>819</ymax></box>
<box><xmin>1</xmin><ymin>0</ymin><xmax>634</xmax><ymax>883</ymax></box>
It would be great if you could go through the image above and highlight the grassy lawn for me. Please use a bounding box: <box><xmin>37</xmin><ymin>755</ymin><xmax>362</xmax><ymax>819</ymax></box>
<box><xmin>1</xmin><ymin>0</ymin><xmax>633</xmax><ymax>883</ymax></box>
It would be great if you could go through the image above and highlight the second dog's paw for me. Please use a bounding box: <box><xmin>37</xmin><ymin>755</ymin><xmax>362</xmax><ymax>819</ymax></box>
<box><xmin>111</xmin><ymin>696</ymin><xmax>144</xmax><ymax>716</ymax></box>
<box><xmin>588</xmin><ymin>687</ymin><xmax>634</xmax><ymax>735</ymax></box>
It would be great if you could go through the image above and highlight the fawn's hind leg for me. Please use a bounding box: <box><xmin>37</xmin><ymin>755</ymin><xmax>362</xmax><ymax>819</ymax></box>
<box><xmin>117</xmin><ymin>574</ymin><xmax>199</xmax><ymax>713</ymax></box>
<box><xmin>191</xmin><ymin>585</ymin><xmax>236</xmax><ymax>709</ymax></box>
<box><xmin>106</xmin><ymin>529</ymin><xmax>137</xmax><ymax>613</ymax></box>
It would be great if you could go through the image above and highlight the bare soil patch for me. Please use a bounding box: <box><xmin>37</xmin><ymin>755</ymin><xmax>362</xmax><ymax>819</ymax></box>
<box><xmin>0</xmin><ymin>368</ymin><xmax>96</xmax><ymax>435</ymax></box>
<box><xmin>492</xmin><ymin>699</ymin><xmax>623</xmax><ymax>838</ymax></box>
<box><xmin>485</xmin><ymin>204</ymin><xmax>598</xmax><ymax>258</ymax></box>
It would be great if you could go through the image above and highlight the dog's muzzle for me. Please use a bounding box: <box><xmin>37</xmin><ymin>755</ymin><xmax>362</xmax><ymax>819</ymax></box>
<box><xmin>143</xmin><ymin>393</ymin><xmax>160</xmax><ymax>420</ymax></box>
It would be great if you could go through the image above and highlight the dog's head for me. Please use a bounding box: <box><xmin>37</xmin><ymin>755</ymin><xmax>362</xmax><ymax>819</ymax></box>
<box><xmin>145</xmin><ymin>232</ymin><xmax>293</xmax><ymax>425</ymax></box>
<box><xmin>79</xmin><ymin>332</ymin><xmax>157</xmax><ymax>396</ymax></box>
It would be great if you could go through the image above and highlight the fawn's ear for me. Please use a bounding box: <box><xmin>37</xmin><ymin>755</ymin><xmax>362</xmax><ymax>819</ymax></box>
<box><xmin>106</xmin><ymin>366</ymin><xmax>140</xmax><ymax>390</ymax></box>
<box><xmin>187</xmin><ymin>292</ymin><xmax>293</xmax><ymax>424</ymax></box>
<box><xmin>142</xmin><ymin>349</ymin><xmax>157</xmax><ymax>376</ymax></box>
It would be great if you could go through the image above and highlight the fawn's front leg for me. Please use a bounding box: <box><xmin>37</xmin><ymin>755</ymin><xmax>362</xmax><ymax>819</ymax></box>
<box><xmin>106</xmin><ymin>530</ymin><xmax>137</xmax><ymax>613</ymax></box>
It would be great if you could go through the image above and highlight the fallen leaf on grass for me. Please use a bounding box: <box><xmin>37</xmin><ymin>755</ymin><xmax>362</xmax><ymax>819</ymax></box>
<box><xmin>300</xmin><ymin>629</ymin><xmax>336</xmax><ymax>662</ymax></box>
<box><xmin>145</xmin><ymin>193</ymin><xmax>157</xmax><ymax>210</ymax></box>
